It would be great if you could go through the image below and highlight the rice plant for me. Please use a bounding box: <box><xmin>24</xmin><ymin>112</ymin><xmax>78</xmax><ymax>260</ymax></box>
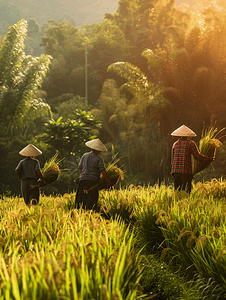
<box><xmin>3</xmin><ymin>178</ymin><xmax>226</xmax><ymax>299</ymax></box>
<box><xmin>29</xmin><ymin>152</ymin><xmax>64</xmax><ymax>189</ymax></box>
<box><xmin>140</xmin><ymin>254</ymin><xmax>203</xmax><ymax>300</ymax></box>
<box><xmin>99</xmin><ymin>180</ymin><xmax>226</xmax><ymax>297</ymax></box>
<box><xmin>0</xmin><ymin>196</ymin><xmax>143</xmax><ymax>299</ymax></box>
<box><xmin>193</xmin><ymin>126</ymin><xmax>225</xmax><ymax>175</ymax></box>
<box><xmin>89</xmin><ymin>159</ymin><xmax>125</xmax><ymax>191</ymax></box>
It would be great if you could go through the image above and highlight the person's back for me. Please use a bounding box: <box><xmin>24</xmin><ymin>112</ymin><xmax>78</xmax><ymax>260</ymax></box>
<box><xmin>15</xmin><ymin>144</ymin><xmax>46</xmax><ymax>205</ymax></box>
<box><xmin>16</xmin><ymin>157</ymin><xmax>40</xmax><ymax>180</ymax></box>
<box><xmin>75</xmin><ymin>138</ymin><xmax>110</xmax><ymax>211</ymax></box>
<box><xmin>170</xmin><ymin>125</ymin><xmax>213</xmax><ymax>193</ymax></box>
<box><xmin>171</xmin><ymin>138</ymin><xmax>208</xmax><ymax>175</ymax></box>
<box><xmin>79</xmin><ymin>151</ymin><xmax>105</xmax><ymax>182</ymax></box>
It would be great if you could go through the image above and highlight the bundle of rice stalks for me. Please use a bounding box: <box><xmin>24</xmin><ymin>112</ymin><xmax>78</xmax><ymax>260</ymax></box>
<box><xmin>30</xmin><ymin>152</ymin><xmax>63</xmax><ymax>188</ymax></box>
<box><xmin>89</xmin><ymin>159</ymin><xmax>125</xmax><ymax>191</ymax></box>
<box><xmin>193</xmin><ymin>126</ymin><xmax>224</xmax><ymax>175</ymax></box>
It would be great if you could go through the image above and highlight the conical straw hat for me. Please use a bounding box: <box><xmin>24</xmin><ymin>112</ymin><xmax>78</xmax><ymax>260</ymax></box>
<box><xmin>171</xmin><ymin>125</ymin><xmax>197</xmax><ymax>137</ymax></box>
<box><xmin>19</xmin><ymin>144</ymin><xmax>42</xmax><ymax>156</ymax></box>
<box><xmin>85</xmin><ymin>138</ymin><xmax>108</xmax><ymax>152</ymax></box>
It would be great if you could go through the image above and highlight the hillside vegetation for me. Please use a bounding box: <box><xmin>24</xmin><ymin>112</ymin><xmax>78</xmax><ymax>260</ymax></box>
<box><xmin>0</xmin><ymin>0</ymin><xmax>119</xmax><ymax>31</ymax></box>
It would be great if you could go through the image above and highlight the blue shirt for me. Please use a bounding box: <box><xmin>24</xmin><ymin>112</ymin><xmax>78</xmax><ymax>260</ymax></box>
<box><xmin>15</xmin><ymin>157</ymin><xmax>40</xmax><ymax>180</ymax></box>
<box><xmin>78</xmin><ymin>151</ymin><xmax>105</xmax><ymax>182</ymax></box>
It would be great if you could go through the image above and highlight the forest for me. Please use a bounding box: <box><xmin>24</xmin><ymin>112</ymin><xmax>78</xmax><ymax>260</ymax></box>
<box><xmin>1</xmin><ymin>0</ymin><xmax>226</xmax><ymax>195</ymax></box>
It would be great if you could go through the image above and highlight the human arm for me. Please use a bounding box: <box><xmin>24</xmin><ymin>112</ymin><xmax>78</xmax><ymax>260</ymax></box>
<box><xmin>190</xmin><ymin>141</ymin><xmax>214</xmax><ymax>162</ymax></box>
<box><xmin>35</xmin><ymin>170</ymin><xmax>47</xmax><ymax>185</ymax></box>
<box><xmin>171</xmin><ymin>143</ymin><xmax>175</xmax><ymax>164</ymax></box>
<box><xmin>15</xmin><ymin>161</ymin><xmax>22</xmax><ymax>179</ymax></box>
<box><xmin>98</xmin><ymin>155</ymin><xmax>111</xmax><ymax>188</ymax></box>
<box><xmin>101</xmin><ymin>169</ymin><xmax>111</xmax><ymax>189</ymax></box>
<box><xmin>15</xmin><ymin>169</ymin><xmax>22</xmax><ymax>179</ymax></box>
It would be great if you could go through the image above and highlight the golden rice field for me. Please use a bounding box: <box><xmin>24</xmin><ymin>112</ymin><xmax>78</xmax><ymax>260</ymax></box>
<box><xmin>2</xmin><ymin>178</ymin><xmax>226</xmax><ymax>299</ymax></box>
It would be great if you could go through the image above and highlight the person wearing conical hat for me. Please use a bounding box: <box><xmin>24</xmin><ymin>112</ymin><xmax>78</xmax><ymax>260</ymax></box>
<box><xmin>75</xmin><ymin>138</ymin><xmax>111</xmax><ymax>211</ymax></box>
<box><xmin>15</xmin><ymin>144</ymin><xmax>47</xmax><ymax>205</ymax></box>
<box><xmin>171</xmin><ymin>125</ymin><xmax>213</xmax><ymax>193</ymax></box>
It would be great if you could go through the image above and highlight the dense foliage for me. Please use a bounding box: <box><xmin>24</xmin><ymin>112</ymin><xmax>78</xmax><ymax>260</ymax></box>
<box><xmin>0</xmin><ymin>20</ymin><xmax>101</xmax><ymax>195</ymax></box>
<box><xmin>1</xmin><ymin>1</ymin><xmax>226</xmax><ymax>195</ymax></box>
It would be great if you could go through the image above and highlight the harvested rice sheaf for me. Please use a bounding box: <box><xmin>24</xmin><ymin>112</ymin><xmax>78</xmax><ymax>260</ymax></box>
<box><xmin>42</xmin><ymin>163</ymin><xmax>60</xmax><ymax>184</ymax></box>
<box><xmin>41</xmin><ymin>152</ymin><xmax>63</xmax><ymax>185</ymax></box>
<box><xmin>89</xmin><ymin>160</ymin><xmax>125</xmax><ymax>191</ymax></box>
<box><xmin>30</xmin><ymin>152</ymin><xmax>63</xmax><ymax>188</ymax></box>
<box><xmin>193</xmin><ymin>127</ymin><xmax>224</xmax><ymax>175</ymax></box>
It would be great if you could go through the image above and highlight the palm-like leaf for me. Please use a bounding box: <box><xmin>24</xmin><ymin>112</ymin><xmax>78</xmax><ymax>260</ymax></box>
<box><xmin>0</xmin><ymin>20</ymin><xmax>52</xmax><ymax>136</ymax></box>
<box><xmin>108</xmin><ymin>62</ymin><xmax>150</xmax><ymax>98</ymax></box>
<box><xmin>0</xmin><ymin>19</ymin><xmax>27</xmax><ymax>90</ymax></box>
<box><xmin>142</xmin><ymin>49</ymin><xmax>162</xmax><ymax>82</ymax></box>
<box><xmin>107</xmin><ymin>61</ymin><xmax>169</xmax><ymax>117</ymax></box>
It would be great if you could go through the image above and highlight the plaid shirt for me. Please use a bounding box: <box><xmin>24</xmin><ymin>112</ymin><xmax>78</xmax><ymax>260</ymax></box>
<box><xmin>171</xmin><ymin>138</ymin><xmax>208</xmax><ymax>175</ymax></box>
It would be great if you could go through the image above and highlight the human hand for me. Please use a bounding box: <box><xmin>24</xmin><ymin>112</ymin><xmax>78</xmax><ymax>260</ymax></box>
<box><xmin>208</xmin><ymin>157</ymin><xmax>215</xmax><ymax>162</ymax></box>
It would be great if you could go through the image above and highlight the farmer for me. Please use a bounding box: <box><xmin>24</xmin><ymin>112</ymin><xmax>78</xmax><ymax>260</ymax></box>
<box><xmin>15</xmin><ymin>144</ymin><xmax>47</xmax><ymax>205</ymax></box>
<box><xmin>75</xmin><ymin>138</ymin><xmax>111</xmax><ymax>211</ymax></box>
<box><xmin>171</xmin><ymin>125</ymin><xmax>213</xmax><ymax>193</ymax></box>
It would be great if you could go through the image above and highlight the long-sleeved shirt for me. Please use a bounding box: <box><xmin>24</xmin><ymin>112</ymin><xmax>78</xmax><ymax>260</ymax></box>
<box><xmin>78</xmin><ymin>151</ymin><xmax>105</xmax><ymax>182</ymax></box>
<box><xmin>171</xmin><ymin>138</ymin><xmax>209</xmax><ymax>175</ymax></box>
<box><xmin>15</xmin><ymin>157</ymin><xmax>40</xmax><ymax>180</ymax></box>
